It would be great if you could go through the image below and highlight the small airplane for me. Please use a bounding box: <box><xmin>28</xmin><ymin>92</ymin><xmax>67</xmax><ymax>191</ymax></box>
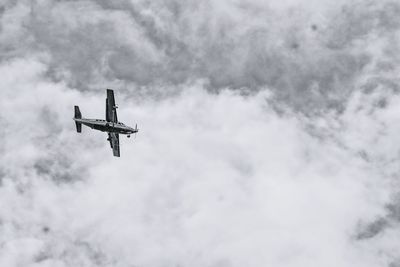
<box><xmin>73</xmin><ymin>89</ymin><xmax>138</xmax><ymax>157</ymax></box>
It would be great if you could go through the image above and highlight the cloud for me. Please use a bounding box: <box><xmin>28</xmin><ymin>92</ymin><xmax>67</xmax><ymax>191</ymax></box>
<box><xmin>1</xmin><ymin>0</ymin><xmax>400</xmax><ymax>266</ymax></box>
<box><xmin>18</xmin><ymin>1</ymin><xmax>399</xmax><ymax>107</ymax></box>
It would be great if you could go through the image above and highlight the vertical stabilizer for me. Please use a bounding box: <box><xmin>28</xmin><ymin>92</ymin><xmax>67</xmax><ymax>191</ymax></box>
<box><xmin>75</xmin><ymin>122</ymin><xmax>82</xmax><ymax>133</ymax></box>
<box><xmin>74</xmin><ymin>106</ymin><xmax>82</xmax><ymax>133</ymax></box>
<box><xmin>74</xmin><ymin>106</ymin><xmax>82</xmax><ymax>119</ymax></box>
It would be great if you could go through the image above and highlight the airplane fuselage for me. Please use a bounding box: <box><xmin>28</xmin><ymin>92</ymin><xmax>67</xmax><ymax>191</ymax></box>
<box><xmin>73</xmin><ymin>118</ymin><xmax>136</xmax><ymax>135</ymax></box>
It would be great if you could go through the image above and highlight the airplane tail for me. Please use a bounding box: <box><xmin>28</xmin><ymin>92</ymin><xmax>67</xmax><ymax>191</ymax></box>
<box><xmin>74</xmin><ymin>106</ymin><xmax>82</xmax><ymax>133</ymax></box>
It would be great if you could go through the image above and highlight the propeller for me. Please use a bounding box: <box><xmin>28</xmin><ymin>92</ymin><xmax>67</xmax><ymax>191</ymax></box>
<box><xmin>134</xmin><ymin>123</ymin><xmax>138</xmax><ymax>139</ymax></box>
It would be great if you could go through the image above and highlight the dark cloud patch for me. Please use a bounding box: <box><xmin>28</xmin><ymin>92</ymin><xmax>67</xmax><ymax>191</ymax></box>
<box><xmin>3</xmin><ymin>0</ymin><xmax>395</xmax><ymax>118</ymax></box>
<box><xmin>106</xmin><ymin>46</ymin><xmax>161</xmax><ymax>85</ymax></box>
<box><xmin>29</xmin><ymin>14</ymin><xmax>117</xmax><ymax>90</ymax></box>
<box><xmin>18</xmin><ymin>0</ymin><xmax>395</xmax><ymax>113</ymax></box>
<box><xmin>386</xmin><ymin>200</ymin><xmax>400</xmax><ymax>222</ymax></box>
<box><xmin>324</xmin><ymin>1</ymin><xmax>400</xmax><ymax>50</ymax></box>
<box><xmin>33</xmin><ymin>156</ymin><xmax>82</xmax><ymax>183</ymax></box>
<box><xmin>69</xmin><ymin>240</ymin><xmax>109</xmax><ymax>266</ymax></box>
<box><xmin>361</xmin><ymin>78</ymin><xmax>400</xmax><ymax>95</ymax></box>
<box><xmin>0</xmin><ymin>169</ymin><xmax>5</xmax><ymax>187</ymax></box>
<box><xmin>311</xmin><ymin>24</ymin><xmax>318</xmax><ymax>31</ymax></box>
<box><xmin>378</xmin><ymin>2</ymin><xmax>400</xmax><ymax>31</ymax></box>
<box><xmin>33</xmin><ymin>239</ymin><xmax>112</xmax><ymax>266</ymax></box>
<box><xmin>356</xmin><ymin>194</ymin><xmax>400</xmax><ymax>241</ymax></box>
<box><xmin>356</xmin><ymin>218</ymin><xmax>388</xmax><ymax>240</ymax></box>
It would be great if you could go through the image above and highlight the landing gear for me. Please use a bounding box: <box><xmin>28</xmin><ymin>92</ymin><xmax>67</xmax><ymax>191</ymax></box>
<box><xmin>127</xmin><ymin>135</ymin><xmax>131</xmax><ymax>138</ymax></box>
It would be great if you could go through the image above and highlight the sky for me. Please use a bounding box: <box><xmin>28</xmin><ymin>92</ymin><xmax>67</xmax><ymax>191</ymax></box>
<box><xmin>1</xmin><ymin>0</ymin><xmax>400</xmax><ymax>266</ymax></box>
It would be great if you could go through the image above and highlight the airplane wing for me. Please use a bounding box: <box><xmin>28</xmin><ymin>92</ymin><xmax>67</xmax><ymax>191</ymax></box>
<box><xmin>108</xmin><ymin>132</ymin><xmax>120</xmax><ymax>157</ymax></box>
<box><xmin>106</xmin><ymin>89</ymin><xmax>118</xmax><ymax>123</ymax></box>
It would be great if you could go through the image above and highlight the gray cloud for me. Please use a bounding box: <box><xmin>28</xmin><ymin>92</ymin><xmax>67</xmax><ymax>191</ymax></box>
<box><xmin>13</xmin><ymin>0</ymin><xmax>399</xmax><ymax>112</ymax></box>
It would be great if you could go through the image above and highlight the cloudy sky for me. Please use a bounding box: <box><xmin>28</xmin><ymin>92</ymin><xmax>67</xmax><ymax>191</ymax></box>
<box><xmin>1</xmin><ymin>0</ymin><xmax>400</xmax><ymax>266</ymax></box>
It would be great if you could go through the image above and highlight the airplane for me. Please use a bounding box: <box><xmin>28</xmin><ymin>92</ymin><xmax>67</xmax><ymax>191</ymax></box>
<box><xmin>73</xmin><ymin>89</ymin><xmax>138</xmax><ymax>157</ymax></box>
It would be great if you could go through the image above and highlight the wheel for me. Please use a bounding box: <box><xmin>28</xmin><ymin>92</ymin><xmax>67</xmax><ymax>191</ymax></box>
<box><xmin>127</xmin><ymin>135</ymin><xmax>131</xmax><ymax>138</ymax></box>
